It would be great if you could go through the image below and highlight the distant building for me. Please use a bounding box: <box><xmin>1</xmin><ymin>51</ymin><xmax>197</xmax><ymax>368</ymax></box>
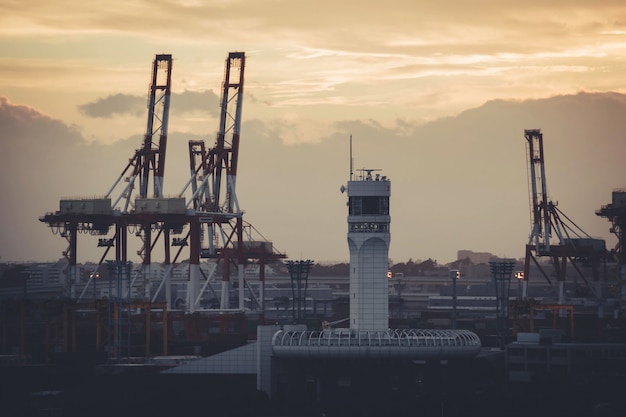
<box><xmin>457</xmin><ymin>250</ymin><xmax>494</xmax><ymax>265</ymax></box>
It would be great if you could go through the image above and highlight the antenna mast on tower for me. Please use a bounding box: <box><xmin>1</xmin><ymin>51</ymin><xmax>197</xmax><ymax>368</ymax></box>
<box><xmin>350</xmin><ymin>134</ymin><xmax>353</xmax><ymax>181</ymax></box>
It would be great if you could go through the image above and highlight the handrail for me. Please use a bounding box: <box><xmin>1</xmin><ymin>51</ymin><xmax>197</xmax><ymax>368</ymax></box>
<box><xmin>272</xmin><ymin>328</ymin><xmax>481</xmax><ymax>359</ymax></box>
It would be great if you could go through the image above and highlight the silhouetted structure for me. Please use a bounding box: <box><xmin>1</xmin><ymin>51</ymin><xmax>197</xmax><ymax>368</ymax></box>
<box><xmin>490</xmin><ymin>259</ymin><xmax>515</xmax><ymax>349</ymax></box>
<box><xmin>286</xmin><ymin>259</ymin><xmax>314</xmax><ymax>323</ymax></box>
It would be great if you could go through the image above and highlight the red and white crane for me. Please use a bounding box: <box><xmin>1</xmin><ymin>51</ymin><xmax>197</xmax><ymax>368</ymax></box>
<box><xmin>179</xmin><ymin>52</ymin><xmax>285</xmax><ymax>313</ymax></box>
<box><xmin>42</xmin><ymin>52</ymin><xmax>284</xmax><ymax>318</ymax></box>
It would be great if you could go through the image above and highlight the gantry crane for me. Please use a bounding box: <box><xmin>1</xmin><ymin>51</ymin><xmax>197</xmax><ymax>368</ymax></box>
<box><xmin>523</xmin><ymin>129</ymin><xmax>606</xmax><ymax>302</ymax></box>
<box><xmin>41</xmin><ymin>52</ymin><xmax>284</xmax><ymax>319</ymax></box>
<box><xmin>179</xmin><ymin>52</ymin><xmax>285</xmax><ymax>314</ymax></box>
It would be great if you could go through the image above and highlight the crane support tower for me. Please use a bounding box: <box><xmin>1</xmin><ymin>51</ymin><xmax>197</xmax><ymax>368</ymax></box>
<box><xmin>523</xmin><ymin>129</ymin><xmax>606</xmax><ymax>302</ymax></box>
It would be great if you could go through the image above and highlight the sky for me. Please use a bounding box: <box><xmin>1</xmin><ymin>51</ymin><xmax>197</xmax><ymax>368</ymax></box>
<box><xmin>1</xmin><ymin>1</ymin><xmax>626</xmax><ymax>265</ymax></box>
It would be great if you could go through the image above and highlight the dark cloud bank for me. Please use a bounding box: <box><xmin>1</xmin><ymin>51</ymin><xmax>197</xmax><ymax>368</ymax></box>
<box><xmin>1</xmin><ymin>92</ymin><xmax>624</xmax><ymax>263</ymax></box>
<box><xmin>78</xmin><ymin>90</ymin><xmax>221</xmax><ymax>118</ymax></box>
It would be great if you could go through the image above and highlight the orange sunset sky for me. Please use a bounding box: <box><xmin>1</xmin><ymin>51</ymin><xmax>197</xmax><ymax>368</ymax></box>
<box><xmin>1</xmin><ymin>1</ymin><xmax>626</xmax><ymax>264</ymax></box>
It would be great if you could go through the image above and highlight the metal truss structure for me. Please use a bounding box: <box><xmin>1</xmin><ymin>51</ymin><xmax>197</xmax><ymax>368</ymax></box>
<box><xmin>523</xmin><ymin>129</ymin><xmax>607</xmax><ymax>301</ymax></box>
<box><xmin>40</xmin><ymin>52</ymin><xmax>285</xmax><ymax>316</ymax></box>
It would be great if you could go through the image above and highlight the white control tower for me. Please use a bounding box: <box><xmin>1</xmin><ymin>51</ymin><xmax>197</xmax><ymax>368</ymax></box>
<box><xmin>344</xmin><ymin>168</ymin><xmax>390</xmax><ymax>330</ymax></box>
<box><xmin>270</xmin><ymin>153</ymin><xmax>481</xmax><ymax>361</ymax></box>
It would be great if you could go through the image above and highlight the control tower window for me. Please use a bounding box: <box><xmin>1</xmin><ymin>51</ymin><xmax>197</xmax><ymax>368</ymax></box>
<box><xmin>350</xmin><ymin>197</ymin><xmax>362</xmax><ymax>215</ymax></box>
<box><xmin>349</xmin><ymin>196</ymin><xmax>389</xmax><ymax>215</ymax></box>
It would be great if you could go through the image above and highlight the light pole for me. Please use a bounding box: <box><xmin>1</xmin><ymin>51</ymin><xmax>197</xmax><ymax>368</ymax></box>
<box><xmin>514</xmin><ymin>271</ymin><xmax>526</xmax><ymax>299</ymax></box>
<box><xmin>489</xmin><ymin>260</ymin><xmax>516</xmax><ymax>349</ymax></box>
<box><xmin>449</xmin><ymin>269</ymin><xmax>460</xmax><ymax>329</ymax></box>
<box><xmin>91</xmin><ymin>272</ymin><xmax>100</xmax><ymax>302</ymax></box>
<box><xmin>286</xmin><ymin>260</ymin><xmax>314</xmax><ymax>324</ymax></box>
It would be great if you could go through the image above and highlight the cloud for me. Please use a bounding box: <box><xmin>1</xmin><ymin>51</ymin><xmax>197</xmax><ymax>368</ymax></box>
<box><xmin>0</xmin><ymin>96</ymin><xmax>83</xmax><ymax>147</ymax></box>
<box><xmin>171</xmin><ymin>90</ymin><xmax>220</xmax><ymax>116</ymax></box>
<box><xmin>4</xmin><ymin>2</ymin><xmax>626</xmax><ymax>132</ymax></box>
<box><xmin>2</xmin><ymin>92</ymin><xmax>625</xmax><ymax>265</ymax></box>
<box><xmin>78</xmin><ymin>90</ymin><xmax>220</xmax><ymax>118</ymax></box>
<box><xmin>240</xmin><ymin>91</ymin><xmax>626</xmax><ymax>264</ymax></box>
<box><xmin>3</xmin><ymin>1</ymin><xmax>625</xmax><ymax>52</ymax></box>
<box><xmin>0</xmin><ymin>97</ymin><xmax>89</xmax><ymax>262</ymax></box>
<box><xmin>78</xmin><ymin>93</ymin><xmax>144</xmax><ymax>118</ymax></box>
